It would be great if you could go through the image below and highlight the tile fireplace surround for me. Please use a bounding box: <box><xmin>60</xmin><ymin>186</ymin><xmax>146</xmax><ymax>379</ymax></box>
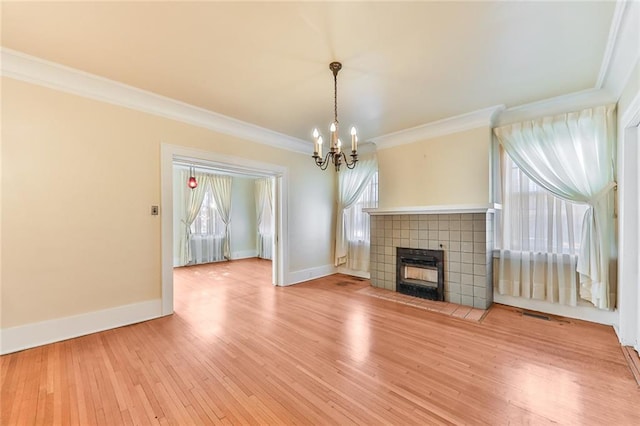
<box><xmin>367</xmin><ymin>206</ymin><xmax>495</xmax><ymax>309</ymax></box>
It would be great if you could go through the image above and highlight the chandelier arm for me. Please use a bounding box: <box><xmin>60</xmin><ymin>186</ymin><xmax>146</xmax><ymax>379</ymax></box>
<box><xmin>316</xmin><ymin>151</ymin><xmax>331</xmax><ymax>170</ymax></box>
<box><xmin>342</xmin><ymin>152</ymin><xmax>358</xmax><ymax>169</ymax></box>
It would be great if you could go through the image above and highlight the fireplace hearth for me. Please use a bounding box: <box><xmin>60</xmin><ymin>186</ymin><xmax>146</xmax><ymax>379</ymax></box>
<box><xmin>396</xmin><ymin>247</ymin><xmax>444</xmax><ymax>301</ymax></box>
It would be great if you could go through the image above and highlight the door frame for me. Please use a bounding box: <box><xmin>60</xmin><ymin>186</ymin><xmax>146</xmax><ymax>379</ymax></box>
<box><xmin>160</xmin><ymin>144</ymin><xmax>287</xmax><ymax>316</ymax></box>
<box><xmin>617</xmin><ymin>93</ymin><xmax>640</xmax><ymax>351</ymax></box>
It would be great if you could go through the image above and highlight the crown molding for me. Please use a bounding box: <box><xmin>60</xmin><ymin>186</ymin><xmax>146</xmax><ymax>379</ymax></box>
<box><xmin>495</xmin><ymin>88</ymin><xmax>617</xmax><ymax>127</ymax></box>
<box><xmin>371</xmin><ymin>105</ymin><xmax>505</xmax><ymax>150</ymax></box>
<box><xmin>596</xmin><ymin>0</ymin><xmax>628</xmax><ymax>89</ymax></box>
<box><xmin>3</xmin><ymin>0</ymin><xmax>636</xmax><ymax>153</ymax></box>
<box><xmin>597</xmin><ymin>0</ymin><xmax>639</xmax><ymax>99</ymax></box>
<box><xmin>0</xmin><ymin>48</ymin><xmax>311</xmax><ymax>155</ymax></box>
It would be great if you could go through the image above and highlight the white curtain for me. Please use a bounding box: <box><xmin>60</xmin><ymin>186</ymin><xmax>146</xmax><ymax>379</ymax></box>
<box><xmin>190</xmin><ymin>235</ymin><xmax>224</xmax><ymax>264</ymax></box>
<box><xmin>255</xmin><ymin>178</ymin><xmax>273</xmax><ymax>260</ymax></box>
<box><xmin>210</xmin><ymin>175</ymin><xmax>233</xmax><ymax>259</ymax></box>
<box><xmin>335</xmin><ymin>149</ymin><xmax>378</xmax><ymax>266</ymax></box>
<box><xmin>497</xmin><ymin>151</ymin><xmax>588</xmax><ymax>305</ymax></box>
<box><xmin>344</xmin><ymin>173</ymin><xmax>378</xmax><ymax>272</ymax></box>
<box><xmin>189</xmin><ymin>189</ymin><xmax>226</xmax><ymax>264</ymax></box>
<box><xmin>494</xmin><ymin>105</ymin><xmax>616</xmax><ymax>309</ymax></box>
<box><xmin>179</xmin><ymin>170</ymin><xmax>209</xmax><ymax>265</ymax></box>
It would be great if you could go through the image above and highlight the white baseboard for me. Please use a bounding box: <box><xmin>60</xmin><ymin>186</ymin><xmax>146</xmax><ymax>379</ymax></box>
<box><xmin>336</xmin><ymin>266</ymin><xmax>370</xmax><ymax>279</ymax></box>
<box><xmin>230</xmin><ymin>250</ymin><xmax>258</xmax><ymax>260</ymax></box>
<box><xmin>284</xmin><ymin>264</ymin><xmax>336</xmax><ymax>286</ymax></box>
<box><xmin>494</xmin><ymin>293</ymin><xmax>618</xmax><ymax>326</ymax></box>
<box><xmin>0</xmin><ymin>299</ymin><xmax>163</xmax><ymax>355</ymax></box>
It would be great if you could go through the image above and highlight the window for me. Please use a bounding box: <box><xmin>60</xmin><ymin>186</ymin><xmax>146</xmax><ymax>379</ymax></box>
<box><xmin>344</xmin><ymin>172</ymin><xmax>378</xmax><ymax>242</ymax></box>
<box><xmin>190</xmin><ymin>189</ymin><xmax>225</xmax><ymax>237</ymax></box>
<box><xmin>343</xmin><ymin>172</ymin><xmax>378</xmax><ymax>272</ymax></box>
<box><xmin>498</xmin><ymin>153</ymin><xmax>588</xmax><ymax>255</ymax></box>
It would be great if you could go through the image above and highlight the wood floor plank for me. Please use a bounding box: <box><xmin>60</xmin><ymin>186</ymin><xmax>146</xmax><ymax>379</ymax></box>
<box><xmin>1</xmin><ymin>258</ymin><xmax>639</xmax><ymax>424</ymax></box>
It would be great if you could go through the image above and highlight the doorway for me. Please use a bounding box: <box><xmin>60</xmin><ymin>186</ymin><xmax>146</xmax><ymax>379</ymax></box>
<box><xmin>161</xmin><ymin>144</ymin><xmax>288</xmax><ymax>316</ymax></box>
<box><xmin>171</xmin><ymin>163</ymin><xmax>274</xmax><ymax>267</ymax></box>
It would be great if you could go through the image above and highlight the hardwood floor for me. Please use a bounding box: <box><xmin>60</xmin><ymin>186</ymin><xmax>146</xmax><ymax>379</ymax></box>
<box><xmin>2</xmin><ymin>258</ymin><xmax>639</xmax><ymax>424</ymax></box>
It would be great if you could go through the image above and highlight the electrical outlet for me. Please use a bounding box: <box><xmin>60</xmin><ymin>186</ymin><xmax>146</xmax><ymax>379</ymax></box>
<box><xmin>151</xmin><ymin>205</ymin><xmax>159</xmax><ymax>215</ymax></box>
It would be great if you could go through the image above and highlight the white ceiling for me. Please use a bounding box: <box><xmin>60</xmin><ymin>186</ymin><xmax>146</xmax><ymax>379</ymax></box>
<box><xmin>1</xmin><ymin>1</ymin><xmax>616</xmax><ymax>142</ymax></box>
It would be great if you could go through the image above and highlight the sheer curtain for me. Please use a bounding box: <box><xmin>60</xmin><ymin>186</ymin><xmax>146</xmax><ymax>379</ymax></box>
<box><xmin>255</xmin><ymin>178</ymin><xmax>273</xmax><ymax>259</ymax></box>
<box><xmin>210</xmin><ymin>175</ymin><xmax>233</xmax><ymax>260</ymax></box>
<box><xmin>335</xmin><ymin>148</ymin><xmax>378</xmax><ymax>266</ymax></box>
<box><xmin>179</xmin><ymin>170</ymin><xmax>209</xmax><ymax>265</ymax></box>
<box><xmin>189</xmin><ymin>189</ymin><xmax>226</xmax><ymax>264</ymax></box>
<box><xmin>497</xmin><ymin>151</ymin><xmax>589</xmax><ymax>305</ymax></box>
<box><xmin>344</xmin><ymin>173</ymin><xmax>378</xmax><ymax>272</ymax></box>
<box><xmin>494</xmin><ymin>105</ymin><xmax>616</xmax><ymax>309</ymax></box>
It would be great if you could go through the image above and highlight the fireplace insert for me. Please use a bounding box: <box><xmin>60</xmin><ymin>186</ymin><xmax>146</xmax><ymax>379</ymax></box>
<box><xmin>396</xmin><ymin>247</ymin><xmax>444</xmax><ymax>301</ymax></box>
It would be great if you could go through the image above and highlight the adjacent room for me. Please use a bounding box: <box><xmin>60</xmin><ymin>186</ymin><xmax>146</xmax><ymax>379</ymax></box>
<box><xmin>1</xmin><ymin>1</ymin><xmax>639</xmax><ymax>424</ymax></box>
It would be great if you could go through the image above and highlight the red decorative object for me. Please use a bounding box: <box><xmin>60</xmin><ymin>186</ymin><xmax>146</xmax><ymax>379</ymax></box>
<box><xmin>188</xmin><ymin>166</ymin><xmax>198</xmax><ymax>189</ymax></box>
<box><xmin>188</xmin><ymin>176</ymin><xmax>198</xmax><ymax>189</ymax></box>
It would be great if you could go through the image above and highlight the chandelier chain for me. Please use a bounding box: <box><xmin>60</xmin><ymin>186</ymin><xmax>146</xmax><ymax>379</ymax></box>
<box><xmin>333</xmin><ymin>70</ymin><xmax>338</xmax><ymax>124</ymax></box>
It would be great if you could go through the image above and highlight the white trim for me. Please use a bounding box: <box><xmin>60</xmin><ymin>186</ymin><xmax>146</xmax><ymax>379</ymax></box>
<box><xmin>371</xmin><ymin>105</ymin><xmax>505</xmax><ymax>150</ymax></box>
<box><xmin>161</xmin><ymin>144</ymin><xmax>289</xmax><ymax>315</ymax></box>
<box><xmin>0</xmin><ymin>299</ymin><xmax>162</xmax><ymax>355</ymax></box>
<box><xmin>230</xmin><ymin>250</ymin><xmax>259</xmax><ymax>260</ymax></box>
<box><xmin>285</xmin><ymin>264</ymin><xmax>336</xmax><ymax>286</ymax></box>
<box><xmin>621</xmin><ymin>89</ymin><xmax>640</xmax><ymax>129</ymax></box>
<box><xmin>596</xmin><ymin>0</ymin><xmax>628</xmax><ymax>89</ymax></box>
<box><xmin>364</xmin><ymin>203</ymin><xmax>500</xmax><ymax>216</ymax></box>
<box><xmin>598</xmin><ymin>0</ymin><xmax>640</xmax><ymax>99</ymax></box>
<box><xmin>616</xmin><ymin>95</ymin><xmax>640</xmax><ymax>347</ymax></box>
<box><xmin>0</xmin><ymin>48</ymin><xmax>310</xmax><ymax>154</ymax></box>
<box><xmin>495</xmin><ymin>88</ymin><xmax>616</xmax><ymax>127</ymax></box>
<box><xmin>494</xmin><ymin>294</ymin><xmax>617</xmax><ymax>326</ymax></box>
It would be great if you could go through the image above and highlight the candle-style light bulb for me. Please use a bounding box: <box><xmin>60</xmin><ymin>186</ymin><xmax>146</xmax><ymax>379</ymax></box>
<box><xmin>330</xmin><ymin>122</ymin><xmax>337</xmax><ymax>148</ymax></box>
<box><xmin>312</xmin><ymin>128</ymin><xmax>320</xmax><ymax>154</ymax></box>
<box><xmin>317</xmin><ymin>136</ymin><xmax>323</xmax><ymax>157</ymax></box>
<box><xmin>350</xmin><ymin>126</ymin><xmax>357</xmax><ymax>152</ymax></box>
<box><xmin>337</xmin><ymin>138</ymin><xmax>342</xmax><ymax>154</ymax></box>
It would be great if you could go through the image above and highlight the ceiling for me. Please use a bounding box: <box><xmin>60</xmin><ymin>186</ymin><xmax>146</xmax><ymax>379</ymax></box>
<box><xmin>1</xmin><ymin>1</ymin><xmax>616</xmax><ymax>142</ymax></box>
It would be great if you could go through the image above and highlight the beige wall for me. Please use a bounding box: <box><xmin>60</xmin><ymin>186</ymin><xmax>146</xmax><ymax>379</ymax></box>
<box><xmin>377</xmin><ymin>127</ymin><xmax>492</xmax><ymax>208</ymax></box>
<box><xmin>1</xmin><ymin>77</ymin><xmax>334</xmax><ymax>328</ymax></box>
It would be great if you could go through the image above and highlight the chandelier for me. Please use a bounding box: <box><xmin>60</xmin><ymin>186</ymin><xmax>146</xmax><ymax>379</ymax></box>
<box><xmin>312</xmin><ymin>62</ymin><xmax>358</xmax><ymax>171</ymax></box>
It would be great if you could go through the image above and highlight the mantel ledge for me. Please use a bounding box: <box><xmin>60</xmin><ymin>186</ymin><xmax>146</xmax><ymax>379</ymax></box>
<box><xmin>364</xmin><ymin>203</ymin><xmax>501</xmax><ymax>216</ymax></box>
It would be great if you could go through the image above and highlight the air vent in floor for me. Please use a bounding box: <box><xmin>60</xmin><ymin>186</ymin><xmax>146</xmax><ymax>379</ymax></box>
<box><xmin>522</xmin><ymin>311</ymin><xmax>551</xmax><ymax>321</ymax></box>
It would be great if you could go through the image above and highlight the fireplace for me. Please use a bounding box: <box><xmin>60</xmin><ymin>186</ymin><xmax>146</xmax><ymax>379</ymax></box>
<box><xmin>396</xmin><ymin>247</ymin><xmax>444</xmax><ymax>301</ymax></box>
